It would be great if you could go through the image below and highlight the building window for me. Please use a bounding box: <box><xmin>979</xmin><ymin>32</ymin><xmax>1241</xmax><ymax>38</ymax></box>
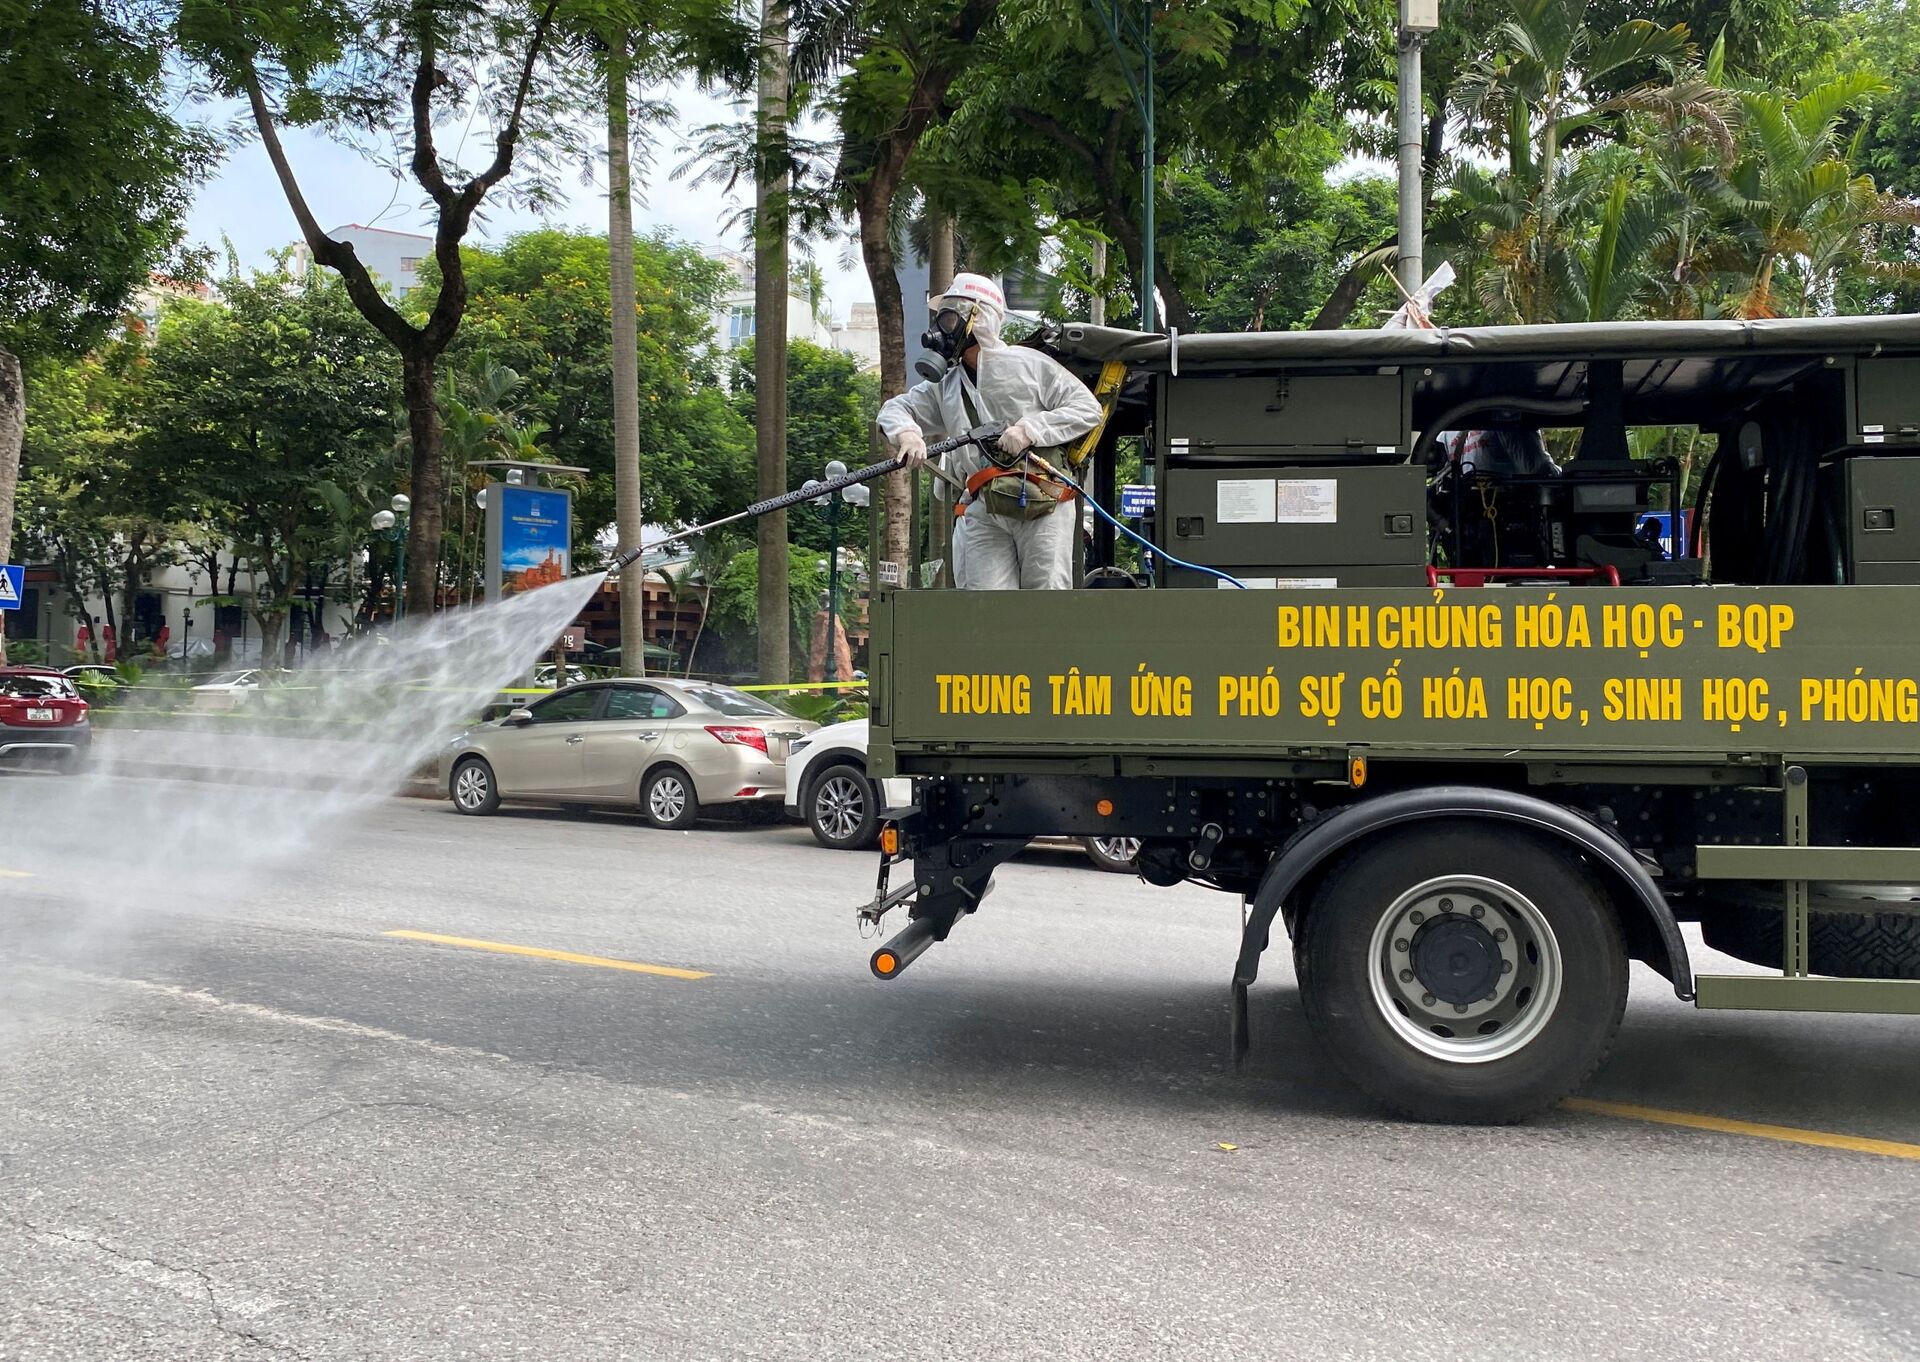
<box><xmin>728</xmin><ymin>305</ymin><xmax>755</xmax><ymax>343</ymax></box>
<box><xmin>399</xmin><ymin>256</ymin><xmax>422</xmax><ymax>274</ymax></box>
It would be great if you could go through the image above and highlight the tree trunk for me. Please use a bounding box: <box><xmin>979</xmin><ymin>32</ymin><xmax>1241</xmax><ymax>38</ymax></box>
<box><xmin>861</xmin><ymin>194</ymin><xmax>912</xmax><ymax>573</ymax></box>
<box><xmin>754</xmin><ymin>0</ymin><xmax>792</xmax><ymax>683</ymax></box>
<box><xmin>924</xmin><ymin>211</ymin><xmax>955</xmax><ymax>587</ymax></box>
<box><xmin>0</xmin><ymin>347</ymin><xmax>20</xmax><ymax>666</ymax></box>
<box><xmin>608</xmin><ymin>36</ymin><xmax>646</xmax><ymax>677</ymax></box>
<box><xmin>401</xmin><ymin>351</ymin><xmax>443</xmax><ymax>617</ymax></box>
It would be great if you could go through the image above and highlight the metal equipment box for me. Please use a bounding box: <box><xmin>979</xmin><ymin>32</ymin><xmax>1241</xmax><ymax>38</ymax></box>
<box><xmin>1159</xmin><ymin>463</ymin><xmax>1427</xmax><ymax>588</ymax></box>
<box><xmin>1844</xmin><ymin>455</ymin><xmax>1920</xmax><ymax>584</ymax></box>
<box><xmin>1856</xmin><ymin>358</ymin><xmax>1920</xmax><ymax>446</ymax></box>
<box><xmin>1159</xmin><ymin>371</ymin><xmax>1409</xmax><ymax>460</ymax></box>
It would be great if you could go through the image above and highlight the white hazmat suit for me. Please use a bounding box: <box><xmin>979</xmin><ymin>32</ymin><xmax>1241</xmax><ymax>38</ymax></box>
<box><xmin>876</xmin><ymin>285</ymin><xmax>1103</xmax><ymax>590</ymax></box>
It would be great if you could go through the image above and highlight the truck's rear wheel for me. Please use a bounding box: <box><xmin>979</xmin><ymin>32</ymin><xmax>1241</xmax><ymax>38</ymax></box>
<box><xmin>1296</xmin><ymin>825</ymin><xmax>1628</xmax><ymax>1125</ymax></box>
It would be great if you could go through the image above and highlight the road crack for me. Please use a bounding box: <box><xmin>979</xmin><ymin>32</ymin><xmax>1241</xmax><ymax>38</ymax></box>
<box><xmin>2</xmin><ymin>1212</ymin><xmax>305</xmax><ymax>1357</ymax></box>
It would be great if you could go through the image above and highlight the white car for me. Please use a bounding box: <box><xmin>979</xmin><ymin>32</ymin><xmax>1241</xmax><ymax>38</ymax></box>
<box><xmin>192</xmin><ymin>668</ymin><xmax>266</xmax><ymax>711</ymax></box>
<box><xmin>784</xmin><ymin>718</ymin><xmax>1140</xmax><ymax>871</ymax></box>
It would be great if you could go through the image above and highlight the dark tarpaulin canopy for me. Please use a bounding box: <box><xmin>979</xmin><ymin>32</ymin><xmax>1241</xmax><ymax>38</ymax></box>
<box><xmin>1031</xmin><ymin>313</ymin><xmax>1920</xmax><ymax>430</ymax></box>
<box><xmin>1040</xmin><ymin>313</ymin><xmax>1920</xmax><ymax>370</ymax></box>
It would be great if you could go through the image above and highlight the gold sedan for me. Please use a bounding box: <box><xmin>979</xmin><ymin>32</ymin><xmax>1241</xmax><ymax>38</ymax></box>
<box><xmin>440</xmin><ymin>679</ymin><xmax>816</xmax><ymax>829</ymax></box>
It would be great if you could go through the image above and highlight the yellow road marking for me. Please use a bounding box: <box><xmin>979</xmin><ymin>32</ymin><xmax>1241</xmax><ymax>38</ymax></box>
<box><xmin>1564</xmin><ymin>1097</ymin><xmax>1920</xmax><ymax>1162</ymax></box>
<box><xmin>382</xmin><ymin>930</ymin><xmax>711</xmax><ymax>980</ymax></box>
<box><xmin>0</xmin><ymin>868</ymin><xmax>33</xmax><ymax>879</ymax></box>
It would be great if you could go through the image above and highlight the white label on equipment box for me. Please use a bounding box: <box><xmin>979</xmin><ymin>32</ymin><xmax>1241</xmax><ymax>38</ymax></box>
<box><xmin>1216</xmin><ymin>479</ymin><xmax>1277</xmax><ymax>523</ymax></box>
<box><xmin>1217</xmin><ymin>576</ymin><xmax>1338</xmax><ymax>589</ymax></box>
<box><xmin>1275</xmin><ymin>478</ymin><xmax>1338</xmax><ymax>523</ymax></box>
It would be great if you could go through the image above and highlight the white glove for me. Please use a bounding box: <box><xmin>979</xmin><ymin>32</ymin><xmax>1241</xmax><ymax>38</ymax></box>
<box><xmin>997</xmin><ymin>420</ymin><xmax>1034</xmax><ymax>457</ymax></box>
<box><xmin>893</xmin><ymin>427</ymin><xmax>927</xmax><ymax>467</ymax></box>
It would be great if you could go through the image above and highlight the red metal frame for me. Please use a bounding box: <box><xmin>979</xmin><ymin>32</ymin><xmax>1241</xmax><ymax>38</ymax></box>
<box><xmin>1426</xmin><ymin>564</ymin><xmax>1623</xmax><ymax>588</ymax></box>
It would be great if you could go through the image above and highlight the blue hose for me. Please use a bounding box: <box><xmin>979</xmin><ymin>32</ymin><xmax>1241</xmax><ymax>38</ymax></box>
<box><xmin>1046</xmin><ymin>465</ymin><xmax>1248</xmax><ymax>589</ymax></box>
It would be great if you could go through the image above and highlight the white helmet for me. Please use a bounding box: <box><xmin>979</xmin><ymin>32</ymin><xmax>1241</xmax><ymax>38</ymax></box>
<box><xmin>936</xmin><ymin>271</ymin><xmax>1006</xmax><ymax>317</ymax></box>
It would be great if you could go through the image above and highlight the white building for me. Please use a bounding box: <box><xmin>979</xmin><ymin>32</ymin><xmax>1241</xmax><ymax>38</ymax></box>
<box><xmin>291</xmin><ymin>224</ymin><xmax>433</xmax><ymax>295</ymax></box>
<box><xmin>708</xmin><ymin>251</ymin><xmax>880</xmax><ymax>371</ymax></box>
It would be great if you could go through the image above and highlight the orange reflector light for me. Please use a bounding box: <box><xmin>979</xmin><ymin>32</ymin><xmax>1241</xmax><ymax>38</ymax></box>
<box><xmin>1349</xmin><ymin>755</ymin><xmax>1368</xmax><ymax>788</ymax></box>
<box><xmin>880</xmin><ymin>825</ymin><xmax>899</xmax><ymax>855</ymax></box>
<box><xmin>1096</xmin><ymin>799</ymin><xmax>1114</xmax><ymax>816</ymax></box>
<box><xmin>874</xmin><ymin>951</ymin><xmax>898</xmax><ymax>975</ymax></box>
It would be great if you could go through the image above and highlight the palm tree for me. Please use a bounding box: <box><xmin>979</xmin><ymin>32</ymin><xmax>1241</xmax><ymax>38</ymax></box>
<box><xmin>608</xmin><ymin>30</ymin><xmax>646</xmax><ymax>676</ymax></box>
<box><xmin>1720</xmin><ymin>72</ymin><xmax>1920</xmax><ymax>318</ymax></box>
<box><xmin>1452</xmin><ymin>0</ymin><xmax>1690</xmax><ymax>322</ymax></box>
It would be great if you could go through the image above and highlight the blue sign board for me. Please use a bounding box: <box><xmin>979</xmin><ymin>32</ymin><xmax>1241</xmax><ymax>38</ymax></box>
<box><xmin>1639</xmin><ymin>510</ymin><xmax>1691</xmax><ymax>557</ymax></box>
<box><xmin>0</xmin><ymin>565</ymin><xmax>21</xmax><ymax>611</ymax></box>
<box><xmin>1120</xmin><ymin>484</ymin><xmax>1156</xmax><ymax>518</ymax></box>
<box><xmin>486</xmin><ymin>484</ymin><xmax>573</xmax><ymax>600</ymax></box>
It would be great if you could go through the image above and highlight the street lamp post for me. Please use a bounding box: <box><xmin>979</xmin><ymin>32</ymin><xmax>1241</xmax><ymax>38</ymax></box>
<box><xmin>804</xmin><ymin>461</ymin><xmax>870</xmax><ymax>684</ymax></box>
<box><xmin>370</xmin><ymin>493</ymin><xmax>412</xmax><ymax>621</ymax></box>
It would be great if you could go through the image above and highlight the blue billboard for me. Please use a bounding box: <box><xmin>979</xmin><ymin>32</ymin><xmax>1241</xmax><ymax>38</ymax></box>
<box><xmin>486</xmin><ymin>484</ymin><xmax>572</xmax><ymax>599</ymax></box>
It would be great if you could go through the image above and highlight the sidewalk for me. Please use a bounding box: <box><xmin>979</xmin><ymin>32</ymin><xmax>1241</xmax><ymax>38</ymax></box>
<box><xmin>93</xmin><ymin>725</ymin><xmax>443</xmax><ymax>799</ymax></box>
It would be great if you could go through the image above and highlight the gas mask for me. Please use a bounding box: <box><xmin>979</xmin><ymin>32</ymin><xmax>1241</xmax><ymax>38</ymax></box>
<box><xmin>919</xmin><ymin>301</ymin><xmax>977</xmax><ymax>363</ymax></box>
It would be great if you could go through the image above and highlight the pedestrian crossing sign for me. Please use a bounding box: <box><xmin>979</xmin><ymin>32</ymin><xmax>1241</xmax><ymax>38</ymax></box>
<box><xmin>0</xmin><ymin>565</ymin><xmax>20</xmax><ymax>610</ymax></box>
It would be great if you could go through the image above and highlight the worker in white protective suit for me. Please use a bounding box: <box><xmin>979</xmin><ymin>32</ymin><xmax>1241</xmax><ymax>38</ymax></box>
<box><xmin>876</xmin><ymin>273</ymin><xmax>1104</xmax><ymax>590</ymax></box>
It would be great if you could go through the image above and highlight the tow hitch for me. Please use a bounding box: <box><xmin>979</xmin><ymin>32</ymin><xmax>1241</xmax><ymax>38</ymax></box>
<box><xmin>856</xmin><ymin>830</ymin><xmax>1026</xmax><ymax>980</ymax></box>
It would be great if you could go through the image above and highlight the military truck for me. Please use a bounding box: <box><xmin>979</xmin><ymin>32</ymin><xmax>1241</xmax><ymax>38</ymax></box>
<box><xmin>857</xmin><ymin>313</ymin><xmax>1920</xmax><ymax>1124</ymax></box>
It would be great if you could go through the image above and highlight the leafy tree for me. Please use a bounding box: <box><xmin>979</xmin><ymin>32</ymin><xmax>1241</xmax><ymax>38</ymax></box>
<box><xmin>699</xmin><ymin>542</ymin><xmax>833</xmax><ymax>679</ymax></box>
<box><xmin>1720</xmin><ymin>71</ymin><xmax>1920</xmax><ymax>316</ymax></box>
<box><xmin>0</xmin><ymin>1</ymin><xmax>212</xmax><ymax>660</ymax></box>
<box><xmin>448</xmin><ymin>229</ymin><xmax>755</xmax><ymax>547</ymax></box>
<box><xmin>727</xmin><ymin>339</ymin><xmax>879</xmax><ymax>550</ymax></box>
<box><xmin>177</xmin><ymin>0</ymin><xmax>614</xmax><ymax>616</ymax></box>
<box><xmin>15</xmin><ymin>339</ymin><xmax>188</xmax><ymax>654</ymax></box>
<box><xmin>935</xmin><ymin>0</ymin><xmax>1392</xmax><ymax>332</ymax></box>
<box><xmin>1449</xmin><ymin>0</ymin><xmax>1694</xmax><ymax>323</ymax></box>
<box><xmin>140</xmin><ymin>269</ymin><xmax>394</xmax><ymax>660</ymax></box>
<box><xmin>813</xmin><ymin>0</ymin><xmax>1003</xmax><ymax>572</ymax></box>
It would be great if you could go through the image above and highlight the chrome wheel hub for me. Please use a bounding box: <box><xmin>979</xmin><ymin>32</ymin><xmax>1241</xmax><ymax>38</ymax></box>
<box><xmin>816</xmin><ymin>775</ymin><xmax>865</xmax><ymax>841</ymax></box>
<box><xmin>1366</xmin><ymin>874</ymin><xmax>1563</xmax><ymax>1063</ymax></box>
<box><xmin>649</xmin><ymin>776</ymin><xmax>688</xmax><ymax>822</ymax></box>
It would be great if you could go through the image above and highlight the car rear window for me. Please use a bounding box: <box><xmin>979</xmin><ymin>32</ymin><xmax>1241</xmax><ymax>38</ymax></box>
<box><xmin>685</xmin><ymin>687</ymin><xmax>784</xmax><ymax>718</ymax></box>
<box><xmin>0</xmin><ymin>675</ymin><xmax>74</xmax><ymax>699</ymax></box>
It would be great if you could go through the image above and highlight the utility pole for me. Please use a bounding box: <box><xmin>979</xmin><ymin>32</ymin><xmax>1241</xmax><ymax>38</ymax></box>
<box><xmin>1397</xmin><ymin>0</ymin><xmax>1441</xmax><ymax>296</ymax></box>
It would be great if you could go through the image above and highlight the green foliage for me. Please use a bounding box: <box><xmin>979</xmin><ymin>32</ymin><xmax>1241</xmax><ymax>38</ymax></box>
<box><xmin>700</xmin><ymin>543</ymin><xmax>836</xmax><ymax>681</ymax></box>
<box><xmin>0</xmin><ymin>3</ymin><xmax>215</xmax><ymax>357</ymax></box>
<box><xmin>931</xmin><ymin>0</ymin><xmax>1394</xmax><ymax>330</ymax></box>
<box><xmin>137</xmin><ymin>267</ymin><xmax>395</xmax><ymax>652</ymax></box>
<box><xmin>447</xmin><ymin>229</ymin><xmax>755</xmax><ymax>550</ymax></box>
<box><xmin>775</xmin><ymin>690</ymin><xmax>870</xmax><ymax>724</ymax></box>
<box><xmin>727</xmin><ymin>339</ymin><xmax>878</xmax><ymax>548</ymax></box>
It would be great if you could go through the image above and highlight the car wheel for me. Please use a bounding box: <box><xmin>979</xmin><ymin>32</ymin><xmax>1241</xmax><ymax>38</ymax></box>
<box><xmin>807</xmin><ymin>762</ymin><xmax>878</xmax><ymax>850</ymax></box>
<box><xmin>449</xmin><ymin>757</ymin><xmax>500</xmax><ymax>815</ymax></box>
<box><xmin>642</xmin><ymin>765</ymin><xmax>701</xmax><ymax>830</ymax></box>
<box><xmin>1082</xmin><ymin>836</ymin><xmax>1140</xmax><ymax>873</ymax></box>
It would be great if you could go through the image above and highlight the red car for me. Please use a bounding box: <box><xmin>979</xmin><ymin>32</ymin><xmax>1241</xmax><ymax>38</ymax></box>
<box><xmin>0</xmin><ymin>665</ymin><xmax>92</xmax><ymax>772</ymax></box>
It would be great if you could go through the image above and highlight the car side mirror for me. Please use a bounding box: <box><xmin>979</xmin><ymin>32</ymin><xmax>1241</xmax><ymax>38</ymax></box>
<box><xmin>505</xmin><ymin>708</ymin><xmax>534</xmax><ymax>725</ymax></box>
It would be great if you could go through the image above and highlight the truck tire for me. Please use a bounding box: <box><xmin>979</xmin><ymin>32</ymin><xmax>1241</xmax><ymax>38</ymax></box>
<box><xmin>1296</xmin><ymin>824</ymin><xmax>1629</xmax><ymax>1125</ymax></box>
<box><xmin>1703</xmin><ymin>899</ymin><xmax>1920</xmax><ymax>980</ymax></box>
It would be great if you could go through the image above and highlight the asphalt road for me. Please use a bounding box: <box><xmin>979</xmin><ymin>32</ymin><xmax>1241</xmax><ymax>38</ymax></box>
<box><xmin>3</xmin><ymin>773</ymin><xmax>1919</xmax><ymax>1361</ymax></box>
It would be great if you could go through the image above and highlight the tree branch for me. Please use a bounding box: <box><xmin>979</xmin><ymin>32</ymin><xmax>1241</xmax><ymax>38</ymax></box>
<box><xmin>229</xmin><ymin>31</ymin><xmax>418</xmax><ymax>354</ymax></box>
<box><xmin>409</xmin><ymin>5</ymin><xmax>455</xmax><ymax>209</ymax></box>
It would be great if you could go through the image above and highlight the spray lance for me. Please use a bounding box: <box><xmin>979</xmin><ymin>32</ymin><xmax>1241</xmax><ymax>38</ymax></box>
<box><xmin>604</xmin><ymin>426</ymin><xmax>1003</xmax><ymax>575</ymax></box>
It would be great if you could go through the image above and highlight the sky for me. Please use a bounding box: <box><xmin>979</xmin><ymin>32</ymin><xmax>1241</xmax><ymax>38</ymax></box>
<box><xmin>181</xmin><ymin>80</ymin><xmax>877</xmax><ymax>323</ymax></box>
